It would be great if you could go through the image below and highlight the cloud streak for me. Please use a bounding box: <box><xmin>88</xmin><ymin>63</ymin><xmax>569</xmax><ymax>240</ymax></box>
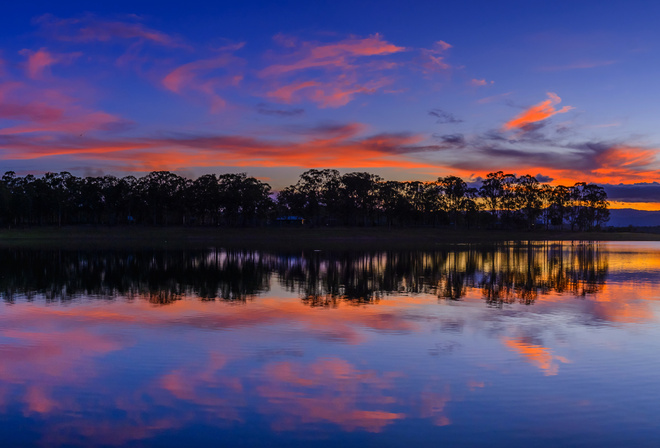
<box><xmin>259</xmin><ymin>34</ymin><xmax>406</xmax><ymax>108</ymax></box>
<box><xmin>35</xmin><ymin>14</ymin><xmax>187</xmax><ymax>48</ymax></box>
<box><xmin>19</xmin><ymin>48</ymin><xmax>81</xmax><ymax>79</ymax></box>
<box><xmin>503</xmin><ymin>92</ymin><xmax>573</xmax><ymax>131</ymax></box>
<box><xmin>162</xmin><ymin>53</ymin><xmax>244</xmax><ymax>111</ymax></box>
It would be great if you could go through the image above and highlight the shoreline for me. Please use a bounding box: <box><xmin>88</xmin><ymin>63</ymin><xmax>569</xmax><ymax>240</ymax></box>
<box><xmin>1</xmin><ymin>226</ymin><xmax>659</xmax><ymax>249</ymax></box>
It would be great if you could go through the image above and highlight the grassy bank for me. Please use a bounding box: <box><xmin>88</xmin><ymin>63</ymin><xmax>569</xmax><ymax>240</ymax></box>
<box><xmin>0</xmin><ymin>226</ymin><xmax>659</xmax><ymax>250</ymax></box>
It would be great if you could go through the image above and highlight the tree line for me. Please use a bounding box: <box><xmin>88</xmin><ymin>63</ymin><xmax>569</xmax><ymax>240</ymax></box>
<box><xmin>0</xmin><ymin>169</ymin><xmax>609</xmax><ymax>230</ymax></box>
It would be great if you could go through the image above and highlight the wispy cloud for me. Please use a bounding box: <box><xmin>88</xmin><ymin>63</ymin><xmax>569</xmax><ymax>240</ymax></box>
<box><xmin>260</xmin><ymin>34</ymin><xmax>405</xmax><ymax>77</ymax></box>
<box><xmin>19</xmin><ymin>48</ymin><xmax>81</xmax><ymax>79</ymax></box>
<box><xmin>477</xmin><ymin>92</ymin><xmax>512</xmax><ymax>104</ymax></box>
<box><xmin>418</xmin><ymin>40</ymin><xmax>452</xmax><ymax>74</ymax></box>
<box><xmin>34</xmin><ymin>14</ymin><xmax>187</xmax><ymax>48</ymax></box>
<box><xmin>503</xmin><ymin>92</ymin><xmax>573</xmax><ymax>131</ymax></box>
<box><xmin>256</xmin><ymin>103</ymin><xmax>304</xmax><ymax>117</ymax></box>
<box><xmin>259</xmin><ymin>34</ymin><xmax>405</xmax><ymax>108</ymax></box>
<box><xmin>538</xmin><ymin>60</ymin><xmax>617</xmax><ymax>71</ymax></box>
<box><xmin>469</xmin><ymin>78</ymin><xmax>493</xmax><ymax>87</ymax></box>
<box><xmin>0</xmin><ymin>80</ymin><xmax>129</xmax><ymax>136</ymax></box>
<box><xmin>162</xmin><ymin>52</ymin><xmax>244</xmax><ymax>112</ymax></box>
<box><xmin>428</xmin><ymin>109</ymin><xmax>463</xmax><ymax>124</ymax></box>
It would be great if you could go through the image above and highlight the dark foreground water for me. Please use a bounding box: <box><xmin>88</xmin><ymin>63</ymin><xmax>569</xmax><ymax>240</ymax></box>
<box><xmin>0</xmin><ymin>242</ymin><xmax>659</xmax><ymax>447</ymax></box>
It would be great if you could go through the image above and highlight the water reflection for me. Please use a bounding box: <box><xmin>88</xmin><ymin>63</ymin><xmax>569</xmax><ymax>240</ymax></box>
<box><xmin>0</xmin><ymin>242</ymin><xmax>608</xmax><ymax>306</ymax></box>
<box><xmin>0</xmin><ymin>242</ymin><xmax>659</xmax><ymax>447</ymax></box>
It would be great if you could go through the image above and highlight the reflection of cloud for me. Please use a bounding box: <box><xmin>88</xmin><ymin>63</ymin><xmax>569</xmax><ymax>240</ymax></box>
<box><xmin>503</xmin><ymin>337</ymin><xmax>570</xmax><ymax>376</ymax></box>
<box><xmin>256</xmin><ymin>358</ymin><xmax>404</xmax><ymax>432</ymax></box>
<box><xmin>419</xmin><ymin>387</ymin><xmax>451</xmax><ymax>426</ymax></box>
<box><xmin>0</xmin><ymin>325</ymin><xmax>126</xmax><ymax>419</ymax></box>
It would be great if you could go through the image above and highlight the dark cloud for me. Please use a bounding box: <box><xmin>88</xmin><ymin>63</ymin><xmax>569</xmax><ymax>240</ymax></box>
<box><xmin>602</xmin><ymin>182</ymin><xmax>660</xmax><ymax>202</ymax></box>
<box><xmin>433</xmin><ymin>133</ymin><xmax>466</xmax><ymax>146</ymax></box>
<box><xmin>428</xmin><ymin>108</ymin><xmax>463</xmax><ymax>124</ymax></box>
<box><xmin>256</xmin><ymin>103</ymin><xmax>304</xmax><ymax>117</ymax></box>
<box><xmin>535</xmin><ymin>174</ymin><xmax>554</xmax><ymax>183</ymax></box>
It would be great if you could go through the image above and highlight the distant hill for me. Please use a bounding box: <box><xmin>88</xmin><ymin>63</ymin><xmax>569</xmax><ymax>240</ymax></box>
<box><xmin>608</xmin><ymin>209</ymin><xmax>660</xmax><ymax>227</ymax></box>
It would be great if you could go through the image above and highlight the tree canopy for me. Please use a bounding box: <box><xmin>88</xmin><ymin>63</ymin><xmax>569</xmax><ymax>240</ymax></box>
<box><xmin>0</xmin><ymin>169</ymin><xmax>609</xmax><ymax>230</ymax></box>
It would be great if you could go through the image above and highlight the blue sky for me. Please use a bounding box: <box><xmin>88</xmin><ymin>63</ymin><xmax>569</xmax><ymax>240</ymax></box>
<box><xmin>1</xmin><ymin>0</ymin><xmax>660</xmax><ymax>206</ymax></box>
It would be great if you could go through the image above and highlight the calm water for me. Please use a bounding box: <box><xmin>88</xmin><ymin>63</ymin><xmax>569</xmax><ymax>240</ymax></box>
<box><xmin>1</xmin><ymin>242</ymin><xmax>659</xmax><ymax>447</ymax></box>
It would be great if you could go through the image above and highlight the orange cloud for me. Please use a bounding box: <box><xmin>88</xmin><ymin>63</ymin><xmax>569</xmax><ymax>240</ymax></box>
<box><xmin>503</xmin><ymin>92</ymin><xmax>574</xmax><ymax>131</ymax></box>
<box><xmin>0</xmin><ymin>122</ymin><xmax>437</xmax><ymax>172</ymax></box>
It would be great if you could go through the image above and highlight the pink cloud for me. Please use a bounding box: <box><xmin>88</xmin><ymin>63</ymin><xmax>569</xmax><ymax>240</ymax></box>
<box><xmin>418</xmin><ymin>41</ymin><xmax>453</xmax><ymax>74</ymax></box>
<box><xmin>267</xmin><ymin>77</ymin><xmax>391</xmax><ymax>108</ymax></box>
<box><xmin>261</xmin><ymin>33</ymin><xmax>405</xmax><ymax>77</ymax></box>
<box><xmin>0</xmin><ymin>79</ymin><xmax>129</xmax><ymax>136</ymax></box>
<box><xmin>470</xmin><ymin>78</ymin><xmax>493</xmax><ymax>87</ymax></box>
<box><xmin>259</xmin><ymin>34</ymin><xmax>404</xmax><ymax>107</ymax></box>
<box><xmin>19</xmin><ymin>48</ymin><xmax>81</xmax><ymax>79</ymax></box>
<box><xmin>266</xmin><ymin>80</ymin><xmax>320</xmax><ymax>103</ymax></box>
<box><xmin>162</xmin><ymin>53</ymin><xmax>244</xmax><ymax>112</ymax></box>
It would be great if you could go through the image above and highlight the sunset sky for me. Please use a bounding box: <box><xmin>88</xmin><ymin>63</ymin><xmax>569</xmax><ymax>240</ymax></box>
<box><xmin>2</xmin><ymin>0</ymin><xmax>660</xmax><ymax>208</ymax></box>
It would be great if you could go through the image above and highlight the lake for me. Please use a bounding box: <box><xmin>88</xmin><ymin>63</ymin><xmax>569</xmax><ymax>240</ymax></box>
<box><xmin>0</xmin><ymin>241</ymin><xmax>659</xmax><ymax>447</ymax></box>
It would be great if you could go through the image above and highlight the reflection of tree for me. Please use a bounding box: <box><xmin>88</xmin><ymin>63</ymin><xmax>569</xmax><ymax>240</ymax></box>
<box><xmin>479</xmin><ymin>243</ymin><xmax>607</xmax><ymax>306</ymax></box>
<box><xmin>0</xmin><ymin>243</ymin><xmax>608</xmax><ymax>307</ymax></box>
<box><xmin>0</xmin><ymin>249</ymin><xmax>273</xmax><ymax>303</ymax></box>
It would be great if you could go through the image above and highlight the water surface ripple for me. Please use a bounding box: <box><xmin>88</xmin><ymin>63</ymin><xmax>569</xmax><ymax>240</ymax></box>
<box><xmin>0</xmin><ymin>242</ymin><xmax>658</xmax><ymax>447</ymax></box>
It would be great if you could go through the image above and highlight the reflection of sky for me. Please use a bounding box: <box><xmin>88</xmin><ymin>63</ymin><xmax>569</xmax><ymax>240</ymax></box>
<box><xmin>3</xmin><ymin>2</ymin><xmax>660</xmax><ymax>205</ymax></box>
<box><xmin>1</xmin><ymin>244</ymin><xmax>660</xmax><ymax>446</ymax></box>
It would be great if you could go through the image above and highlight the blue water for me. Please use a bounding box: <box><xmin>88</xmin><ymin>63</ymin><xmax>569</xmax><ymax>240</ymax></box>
<box><xmin>0</xmin><ymin>242</ymin><xmax>659</xmax><ymax>447</ymax></box>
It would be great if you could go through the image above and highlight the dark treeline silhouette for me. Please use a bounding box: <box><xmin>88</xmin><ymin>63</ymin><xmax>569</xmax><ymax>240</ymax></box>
<box><xmin>0</xmin><ymin>243</ymin><xmax>607</xmax><ymax>306</ymax></box>
<box><xmin>277</xmin><ymin>169</ymin><xmax>609</xmax><ymax>230</ymax></box>
<box><xmin>0</xmin><ymin>169</ymin><xmax>609</xmax><ymax>230</ymax></box>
